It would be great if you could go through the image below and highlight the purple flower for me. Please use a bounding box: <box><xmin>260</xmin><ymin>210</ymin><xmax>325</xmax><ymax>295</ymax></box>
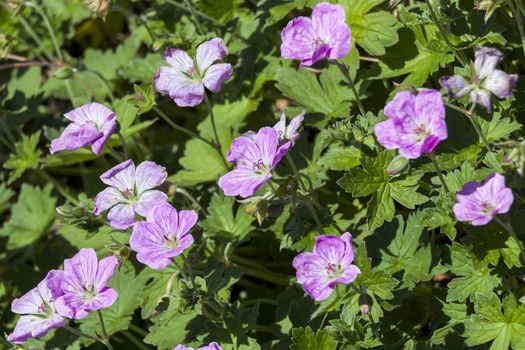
<box><xmin>374</xmin><ymin>89</ymin><xmax>448</xmax><ymax>159</ymax></box>
<box><xmin>219</xmin><ymin>127</ymin><xmax>289</xmax><ymax>198</ymax></box>
<box><xmin>439</xmin><ymin>47</ymin><xmax>518</xmax><ymax>112</ymax></box>
<box><xmin>47</xmin><ymin>248</ymin><xmax>118</xmax><ymax>320</ymax></box>
<box><xmin>154</xmin><ymin>38</ymin><xmax>233</xmax><ymax>107</ymax></box>
<box><xmin>94</xmin><ymin>160</ymin><xmax>168</xmax><ymax>229</ymax></box>
<box><xmin>173</xmin><ymin>343</ymin><xmax>222</xmax><ymax>350</ymax></box>
<box><xmin>7</xmin><ymin>276</ymin><xmax>65</xmax><ymax>344</ymax></box>
<box><xmin>130</xmin><ymin>202</ymin><xmax>197</xmax><ymax>270</ymax></box>
<box><xmin>293</xmin><ymin>232</ymin><xmax>360</xmax><ymax>301</ymax></box>
<box><xmin>453</xmin><ymin>173</ymin><xmax>514</xmax><ymax>226</ymax></box>
<box><xmin>50</xmin><ymin>102</ymin><xmax>116</xmax><ymax>155</ymax></box>
<box><xmin>273</xmin><ymin>110</ymin><xmax>305</xmax><ymax>145</ymax></box>
<box><xmin>281</xmin><ymin>2</ymin><xmax>351</xmax><ymax>66</ymax></box>
<box><xmin>226</xmin><ymin>110</ymin><xmax>304</xmax><ymax>164</ymax></box>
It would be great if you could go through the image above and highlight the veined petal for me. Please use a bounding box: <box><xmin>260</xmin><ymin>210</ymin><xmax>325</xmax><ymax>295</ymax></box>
<box><xmin>135</xmin><ymin>161</ymin><xmax>168</xmax><ymax>195</ymax></box>
<box><xmin>311</xmin><ymin>2</ymin><xmax>351</xmax><ymax>60</ymax></box>
<box><xmin>100</xmin><ymin>159</ymin><xmax>136</xmax><ymax>193</ymax></box>
<box><xmin>50</xmin><ymin>123</ymin><xmax>103</xmax><ymax>154</ymax></box>
<box><xmin>218</xmin><ymin>168</ymin><xmax>269</xmax><ymax>198</ymax></box>
<box><xmin>202</xmin><ymin>63</ymin><xmax>233</xmax><ymax>93</ymax></box>
<box><xmin>196</xmin><ymin>38</ymin><xmax>228</xmax><ymax>72</ymax></box>
<box><xmin>313</xmin><ymin>235</ymin><xmax>346</xmax><ymax>263</ymax></box>
<box><xmin>164</xmin><ymin>48</ymin><xmax>195</xmax><ymax>72</ymax></box>
<box><xmin>95</xmin><ymin>256</ymin><xmax>118</xmax><ymax>291</ymax></box>
<box><xmin>154</xmin><ymin>66</ymin><xmax>205</xmax><ymax>107</ymax></box>
<box><xmin>93</xmin><ymin>187</ymin><xmax>125</xmax><ymax>215</ymax></box>
<box><xmin>483</xmin><ymin>70</ymin><xmax>518</xmax><ymax>98</ymax></box>
<box><xmin>280</xmin><ymin>17</ymin><xmax>317</xmax><ymax>62</ymax></box>
<box><xmin>474</xmin><ymin>47</ymin><xmax>503</xmax><ymax>79</ymax></box>
<box><xmin>64</xmin><ymin>102</ymin><xmax>114</xmax><ymax>126</ymax></box>
<box><xmin>107</xmin><ymin>203</ymin><xmax>136</xmax><ymax>229</ymax></box>
<box><xmin>439</xmin><ymin>75</ymin><xmax>471</xmax><ymax>99</ymax></box>
<box><xmin>134</xmin><ymin>190</ymin><xmax>168</xmax><ymax>217</ymax></box>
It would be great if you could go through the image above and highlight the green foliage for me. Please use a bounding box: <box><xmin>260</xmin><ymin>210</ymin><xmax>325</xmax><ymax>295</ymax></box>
<box><xmin>3</xmin><ymin>131</ymin><xmax>42</xmax><ymax>183</ymax></box>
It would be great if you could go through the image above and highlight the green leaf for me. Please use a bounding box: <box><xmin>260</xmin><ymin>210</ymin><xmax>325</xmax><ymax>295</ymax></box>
<box><xmin>291</xmin><ymin>326</ymin><xmax>338</xmax><ymax>350</ymax></box>
<box><xmin>144</xmin><ymin>310</ymin><xmax>199</xmax><ymax>349</ymax></box>
<box><xmin>275</xmin><ymin>66</ymin><xmax>352</xmax><ymax>125</ymax></box>
<box><xmin>200</xmin><ymin>193</ymin><xmax>255</xmax><ymax>241</ymax></box>
<box><xmin>431</xmin><ymin>302</ymin><xmax>467</xmax><ymax>346</ymax></box>
<box><xmin>464</xmin><ymin>293</ymin><xmax>525</xmax><ymax>350</ymax></box>
<box><xmin>340</xmin><ymin>0</ymin><xmax>399</xmax><ymax>56</ymax></box>
<box><xmin>477</xmin><ymin>112</ymin><xmax>521</xmax><ymax>143</ymax></box>
<box><xmin>447</xmin><ymin>243</ymin><xmax>501</xmax><ymax>302</ymax></box>
<box><xmin>3</xmin><ymin>131</ymin><xmax>42</xmax><ymax>183</ymax></box>
<box><xmin>0</xmin><ymin>182</ymin><xmax>15</xmax><ymax>215</ymax></box>
<box><xmin>318</xmin><ymin>144</ymin><xmax>361</xmax><ymax>171</ymax></box>
<box><xmin>0</xmin><ymin>184</ymin><xmax>56</xmax><ymax>249</ymax></box>
<box><xmin>138</xmin><ymin>265</ymin><xmax>178</xmax><ymax>319</ymax></box>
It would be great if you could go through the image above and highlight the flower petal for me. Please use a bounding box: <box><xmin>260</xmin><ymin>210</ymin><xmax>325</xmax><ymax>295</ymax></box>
<box><xmin>202</xmin><ymin>63</ymin><xmax>233</xmax><ymax>93</ymax></box>
<box><xmin>196</xmin><ymin>38</ymin><xmax>228</xmax><ymax>72</ymax></box>
<box><xmin>95</xmin><ymin>256</ymin><xmax>118</xmax><ymax>291</ymax></box>
<box><xmin>135</xmin><ymin>161</ymin><xmax>168</xmax><ymax>195</ymax></box>
<box><xmin>474</xmin><ymin>47</ymin><xmax>503</xmax><ymax>79</ymax></box>
<box><xmin>311</xmin><ymin>2</ymin><xmax>351</xmax><ymax>60</ymax></box>
<box><xmin>100</xmin><ymin>159</ymin><xmax>136</xmax><ymax>193</ymax></box>
<box><xmin>218</xmin><ymin>168</ymin><xmax>269</xmax><ymax>198</ymax></box>
<box><xmin>107</xmin><ymin>203</ymin><xmax>136</xmax><ymax>229</ymax></box>
<box><xmin>163</xmin><ymin>48</ymin><xmax>195</xmax><ymax>72</ymax></box>
<box><xmin>93</xmin><ymin>187</ymin><xmax>125</xmax><ymax>215</ymax></box>
<box><xmin>50</xmin><ymin>123</ymin><xmax>103</xmax><ymax>154</ymax></box>
<box><xmin>439</xmin><ymin>75</ymin><xmax>471</xmax><ymax>99</ymax></box>
<box><xmin>154</xmin><ymin>66</ymin><xmax>205</xmax><ymax>107</ymax></box>
<box><xmin>483</xmin><ymin>70</ymin><xmax>518</xmax><ymax>98</ymax></box>
<box><xmin>134</xmin><ymin>190</ymin><xmax>168</xmax><ymax>217</ymax></box>
<box><xmin>280</xmin><ymin>17</ymin><xmax>317</xmax><ymax>64</ymax></box>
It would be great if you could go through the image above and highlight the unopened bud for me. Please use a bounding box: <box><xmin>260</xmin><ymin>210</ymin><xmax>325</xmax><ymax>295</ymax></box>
<box><xmin>387</xmin><ymin>155</ymin><xmax>409</xmax><ymax>176</ymax></box>
<box><xmin>243</xmin><ymin>197</ymin><xmax>268</xmax><ymax>226</ymax></box>
<box><xmin>358</xmin><ymin>286</ymin><xmax>373</xmax><ymax>316</ymax></box>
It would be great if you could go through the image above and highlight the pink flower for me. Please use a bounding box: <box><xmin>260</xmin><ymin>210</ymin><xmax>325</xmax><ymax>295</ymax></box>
<box><xmin>154</xmin><ymin>38</ymin><xmax>233</xmax><ymax>107</ymax></box>
<box><xmin>94</xmin><ymin>160</ymin><xmax>168</xmax><ymax>229</ymax></box>
<box><xmin>439</xmin><ymin>47</ymin><xmax>518</xmax><ymax>112</ymax></box>
<box><xmin>281</xmin><ymin>2</ymin><xmax>351</xmax><ymax>66</ymax></box>
<box><xmin>453</xmin><ymin>173</ymin><xmax>514</xmax><ymax>226</ymax></box>
<box><xmin>47</xmin><ymin>248</ymin><xmax>118</xmax><ymax>320</ymax></box>
<box><xmin>7</xmin><ymin>276</ymin><xmax>65</xmax><ymax>344</ymax></box>
<box><xmin>374</xmin><ymin>89</ymin><xmax>448</xmax><ymax>159</ymax></box>
<box><xmin>219</xmin><ymin>127</ymin><xmax>289</xmax><ymax>198</ymax></box>
<box><xmin>226</xmin><ymin>111</ymin><xmax>304</xmax><ymax>164</ymax></box>
<box><xmin>293</xmin><ymin>233</ymin><xmax>360</xmax><ymax>301</ymax></box>
<box><xmin>50</xmin><ymin>102</ymin><xmax>116</xmax><ymax>155</ymax></box>
<box><xmin>173</xmin><ymin>342</ymin><xmax>222</xmax><ymax>350</ymax></box>
<box><xmin>130</xmin><ymin>202</ymin><xmax>197</xmax><ymax>270</ymax></box>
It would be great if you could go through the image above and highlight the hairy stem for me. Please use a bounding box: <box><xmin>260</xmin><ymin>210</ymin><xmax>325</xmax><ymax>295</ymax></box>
<box><xmin>495</xmin><ymin>216</ymin><xmax>525</xmax><ymax>265</ymax></box>
<box><xmin>182</xmin><ymin>0</ymin><xmax>204</xmax><ymax>35</ymax></box>
<box><xmin>35</xmin><ymin>169</ymin><xmax>80</xmax><ymax>206</ymax></box>
<box><xmin>203</xmin><ymin>94</ymin><xmax>229</xmax><ymax>170</ymax></box>
<box><xmin>105</xmin><ymin>144</ymin><xmax>126</xmax><ymax>163</ymax></box>
<box><xmin>444</xmin><ymin>102</ymin><xmax>491</xmax><ymax>152</ymax></box>
<box><xmin>333</xmin><ymin>60</ymin><xmax>367</xmax><ymax>117</ymax></box>
<box><xmin>429</xmin><ymin>152</ymin><xmax>450</xmax><ymax>194</ymax></box>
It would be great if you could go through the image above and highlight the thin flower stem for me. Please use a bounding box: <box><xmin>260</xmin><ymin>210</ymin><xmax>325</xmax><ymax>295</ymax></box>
<box><xmin>444</xmin><ymin>101</ymin><xmax>491</xmax><ymax>152</ymax></box>
<box><xmin>511</xmin><ymin>0</ymin><xmax>525</xmax><ymax>57</ymax></box>
<box><xmin>105</xmin><ymin>144</ymin><xmax>126</xmax><ymax>163</ymax></box>
<box><xmin>128</xmin><ymin>323</ymin><xmax>148</xmax><ymax>337</ymax></box>
<box><xmin>333</xmin><ymin>60</ymin><xmax>367</xmax><ymax>117</ymax></box>
<box><xmin>425</xmin><ymin>0</ymin><xmax>468</xmax><ymax>66</ymax></box>
<box><xmin>84</xmin><ymin>68</ymin><xmax>115</xmax><ymax>103</ymax></box>
<box><xmin>164</xmin><ymin>0</ymin><xmax>219</xmax><ymax>24</ymax></box>
<box><xmin>152</xmin><ymin>106</ymin><xmax>216</xmax><ymax>149</ymax></box>
<box><xmin>116</xmin><ymin>131</ymin><xmax>129</xmax><ymax>159</ymax></box>
<box><xmin>64</xmin><ymin>80</ymin><xmax>77</xmax><ymax>107</ymax></box>
<box><xmin>182</xmin><ymin>254</ymin><xmax>199</xmax><ymax>293</ymax></box>
<box><xmin>285</xmin><ymin>153</ymin><xmax>325</xmax><ymax>235</ymax></box>
<box><xmin>97</xmin><ymin>310</ymin><xmax>109</xmax><ymax>339</ymax></box>
<box><xmin>35</xmin><ymin>169</ymin><xmax>80</xmax><ymax>206</ymax></box>
<box><xmin>494</xmin><ymin>216</ymin><xmax>525</xmax><ymax>265</ymax></box>
<box><xmin>121</xmin><ymin>330</ymin><xmax>151</xmax><ymax>350</ymax></box>
<box><xmin>26</xmin><ymin>2</ymin><xmax>63</xmax><ymax>61</ymax></box>
<box><xmin>240</xmin><ymin>298</ymin><xmax>278</xmax><ymax>307</ymax></box>
<box><xmin>234</xmin><ymin>264</ymin><xmax>289</xmax><ymax>286</ymax></box>
<box><xmin>64</xmin><ymin>324</ymin><xmax>103</xmax><ymax>343</ymax></box>
<box><xmin>182</xmin><ymin>0</ymin><xmax>204</xmax><ymax>35</ymax></box>
<box><xmin>203</xmin><ymin>94</ymin><xmax>229</xmax><ymax>170</ymax></box>
<box><xmin>15</xmin><ymin>15</ymin><xmax>54</xmax><ymax>61</ymax></box>
<box><xmin>176</xmin><ymin>187</ymin><xmax>208</xmax><ymax>216</ymax></box>
<box><xmin>429</xmin><ymin>152</ymin><xmax>450</xmax><ymax>194</ymax></box>
<box><xmin>172</xmin><ymin>259</ymin><xmax>190</xmax><ymax>281</ymax></box>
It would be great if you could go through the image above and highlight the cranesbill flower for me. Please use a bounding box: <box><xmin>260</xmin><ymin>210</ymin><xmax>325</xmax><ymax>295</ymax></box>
<box><xmin>130</xmin><ymin>202</ymin><xmax>197</xmax><ymax>270</ymax></box>
<box><xmin>374</xmin><ymin>89</ymin><xmax>447</xmax><ymax>159</ymax></box>
<box><xmin>439</xmin><ymin>47</ymin><xmax>518</xmax><ymax>112</ymax></box>
<box><xmin>47</xmin><ymin>248</ymin><xmax>118</xmax><ymax>320</ymax></box>
<box><xmin>453</xmin><ymin>173</ymin><xmax>514</xmax><ymax>226</ymax></box>
<box><xmin>50</xmin><ymin>102</ymin><xmax>116</xmax><ymax>155</ymax></box>
<box><xmin>154</xmin><ymin>38</ymin><xmax>233</xmax><ymax>107</ymax></box>
<box><xmin>281</xmin><ymin>2</ymin><xmax>351</xmax><ymax>66</ymax></box>
<box><xmin>219</xmin><ymin>127</ymin><xmax>289</xmax><ymax>198</ymax></box>
<box><xmin>293</xmin><ymin>232</ymin><xmax>360</xmax><ymax>301</ymax></box>
<box><xmin>226</xmin><ymin>111</ymin><xmax>304</xmax><ymax>164</ymax></box>
<box><xmin>7</xmin><ymin>276</ymin><xmax>65</xmax><ymax>344</ymax></box>
<box><xmin>173</xmin><ymin>343</ymin><xmax>222</xmax><ymax>350</ymax></box>
<box><xmin>94</xmin><ymin>160</ymin><xmax>168</xmax><ymax>229</ymax></box>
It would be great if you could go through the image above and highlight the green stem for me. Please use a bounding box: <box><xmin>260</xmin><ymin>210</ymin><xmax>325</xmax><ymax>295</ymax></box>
<box><xmin>172</xmin><ymin>259</ymin><xmax>190</xmax><ymax>282</ymax></box>
<box><xmin>121</xmin><ymin>330</ymin><xmax>151</xmax><ymax>350</ymax></box>
<box><xmin>511</xmin><ymin>0</ymin><xmax>525</xmax><ymax>57</ymax></box>
<box><xmin>64</xmin><ymin>324</ymin><xmax>103</xmax><ymax>343</ymax></box>
<box><xmin>117</xmin><ymin>131</ymin><xmax>129</xmax><ymax>159</ymax></box>
<box><xmin>182</xmin><ymin>0</ymin><xmax>204</xmax><ymax>35</ymax></box>
<box><xmin>128</xmin><ymin>323</ymin><xmax>148</xmax><ymax>337</ymax></box>
<box><xmin>285</xmin><ymin>153</ymin><xmax>325</xmax><ymax>235</ymax></box>
<box><xmin>429</xmin><ymin>152</ymin><xmax>450</xmax><ymax>194</ymax></box>
<box><xmin>176</xmin><ymin>187</ymin><xmax>208</xmax><ymax>216</ymax></box>
<box><xmin>425</xmin><ymin>0</ymin><xmax>468</xmax><ymax>66</ymax></box>
<box><xmin>494</xmin><ymin>216</ymin><xmax>525</xmax><ymax>265</ymax></box>
<box><xmin>333</xmin><ymin>60</ymin><xmax>367</xmax><ymax>117</ymax></box>
<box><xmin>240</xmin><ymin>298</ymin><xmax>278</xmax><ymax>307</ymax></box>
<box><xmin>97</xmin><ymin>310</ymin><xmax>109</xmax><ymax>340</ymax></box>
<box><xmin>203</xmin><ymin>94</ymin><xmax>229</xmax><ymax>170</ymax></box>
<box><xmin>152</xmin><ymin>106</ymin><xmax>216</xmax><ymax>148</ymax></box>
<box><xmin>164</xmin><ymin>0</ymin><xmax>219</xmax><ymax>24</ymax></box>
<box><xmin>444</xmin><ymin>101</ymin><xmax>491</xmax><ymax>152</ymax></box>
<box><xmin>64</xmin><ymin>79</ymin><xmax>77</xmax><ymax>107</ymax></box>
<box><xmin>182</xmin><ymin>254</ymin><xmax>199</xmax><ymax>292</ymax></box>
<box><xmin>234</xmin><ymin>264</ymin><xmax>289</xmax><ymax>286</ymax></box>
<box><xmin>105</xmin><ymin>144</ymin><xmax>126</xmax><ymax>162</ymax></box>
<box><xmin>35</xmin><ymin>169</ymin><xmax>80</xmax><ymax>205</ymax></box>
<box><xmin>16</xmin><ymin>15</ymin><xmax>54</xmax><ymax>61</ymax></box>
<box><xmin>84</xmin><ymin>68</ymin><xmax>115</xmax><ymax>103</ymax></box>
<box><xmin>26</xmin><ymin>2</ymin><xmax>63</xmax><ymax>61</ymax></box>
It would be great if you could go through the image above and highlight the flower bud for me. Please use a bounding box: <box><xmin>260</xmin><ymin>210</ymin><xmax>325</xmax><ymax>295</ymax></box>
<box><xmin>358</xmin><ymin>288</ymin><xmax>373</xmax><ymax>316</ymax></box>
<box><xmin>243</xmin><ymin>197</ymin><xmax>268</xmax><ymax>226</ymax></box>
<box><xmin>132</xmin><ymin>84</ymin><xmax>156</xmax><ymax>115</ymax></box>
<box><xmin>387</xmin><ymin>155</ymin><xmax>409</xmax><ymax>176</ymax></box>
